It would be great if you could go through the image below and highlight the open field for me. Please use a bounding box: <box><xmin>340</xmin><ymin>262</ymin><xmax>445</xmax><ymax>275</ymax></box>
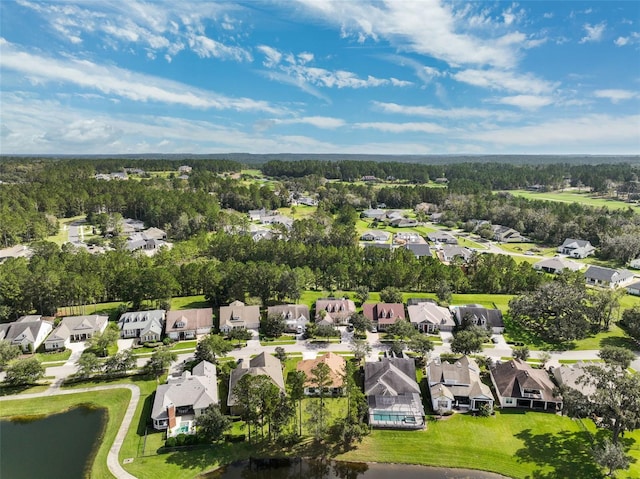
<box><xmin>46</xmin><ymin>215</ymin><xmax>99</xmax><ymax>246</ymax></box>
<box><xmin>505</xmin><ymin>189</ymin><xmax>640</xmax><ymax>212</ymax></box>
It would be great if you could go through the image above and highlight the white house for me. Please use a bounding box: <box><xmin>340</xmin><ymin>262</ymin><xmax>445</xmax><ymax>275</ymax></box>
<box><xmin>0</xmin><ymin>315</ymin><xmax>53</xmax><ymax>352</ymax></box>
<box><xmin>407</xmin><ymin>301</ymin><xmax>455</xmax><ymax>333</ymax></box>
<box><xmin>584</xmin><ymin>265</ymin><xmax>635</xmax><ymax>289</ymax></box>
<box><xmin>627</xmin><ymin>281</ymin><xmax>640</xmax><ymax>296</ymax></box>
<box><xmin>117</xmin><ymin>310</ymin><xmax>165</xmax><ymax>342</ymax></box>
<box><xmin>557</xmin><ymin>238</ymin><xmax>595</xmax><ymax>258</ymax></box>
<box><xmin>151</xmin><ymin>360</ymin><xmax>217</xmax><ymax>435</ymax></box>
<box><xmin>44</xmin><ymin>315</ymin><xmax>108</xmax><ymax>351</ymax></box>
<box><xmin>427</xmin><ymin>356</ymin><xmax>494</xmax><ymax>412</ymax></box>
<box><xmin>267</xmin><ymin>304</ymin><xmax>310</xmax><ymax>333</ymax></box>
<box><xmin>533</xmin><ymin>257</ymin><xmax>583</xmax><ymax>275</ymax></box>
<box><xmin>360</xmin><ymin>230</ymin><xmax>391</xmax><ymax>242</ymax></box>
<box><xmin>630</xmin><ymin>258</ymin><xmax>640</xmax><ymax>269</ymax></box>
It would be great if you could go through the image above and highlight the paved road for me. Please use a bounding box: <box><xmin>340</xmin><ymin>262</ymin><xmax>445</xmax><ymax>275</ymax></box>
<box><xmin>0</xmin><ymin>384</ymin><xmax>140</xmax><ymax>479</ymax></box>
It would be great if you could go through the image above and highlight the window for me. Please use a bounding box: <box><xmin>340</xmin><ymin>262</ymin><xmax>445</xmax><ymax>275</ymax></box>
<box><xmin>505</xmin><ymin>398</ymin><xmax>513</xmax><ymax>404</ymax></box>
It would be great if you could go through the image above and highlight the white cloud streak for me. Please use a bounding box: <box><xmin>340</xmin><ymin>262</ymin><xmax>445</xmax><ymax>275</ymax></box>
<box><xmin>594</xmin><ymin>89</ymin><xmax>638</xmax><ymax>103</ymax></box>
<box><xmin>0</xmin><ymin>39</ymin><xmax>283</xmax><ymax>114</ymax></box>
<box><xmin>452</xmin><ymin>68</ymin><xmax>557</xmax><ymax>95</ymax></box>
<box><xmin>580</xmin><ymin>22</ymin><xmax>606</xmax><ymax>43</ymax></box>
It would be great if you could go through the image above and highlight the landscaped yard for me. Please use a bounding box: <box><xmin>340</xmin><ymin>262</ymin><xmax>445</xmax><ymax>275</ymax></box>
<box><xmin>504</xmin><ymin>189</ymin><xmax>640</xmax><ymax>212</ymax></box>
<box><xmin>36</xmin><ymin>348</ymin><xmax>72</xmax><ymax>362</ymax></box>
<box><xmin>337</xmin><ymin>411</ymin><xmax>622</xmax><ymax>479</ymax></box>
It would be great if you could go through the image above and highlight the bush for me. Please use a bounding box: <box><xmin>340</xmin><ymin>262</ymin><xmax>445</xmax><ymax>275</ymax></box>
<box><xmin>175</xmin><ymin>433</ymin><xmax>187</xmax><ymax>446</ymax></box>
<box><xmin>165</xmin><ymin>437</ymin><xmax>177</xmax><ymax>447</ymax></box>
<box><xmin>223</xmin><ymin>433</ymin><xmax>246</xmax><ymax>443</ymax></box>
<box><xmin>162</xmin><ymin>337</ymin><xmax>174</xmax><ymax>346</ymax></box>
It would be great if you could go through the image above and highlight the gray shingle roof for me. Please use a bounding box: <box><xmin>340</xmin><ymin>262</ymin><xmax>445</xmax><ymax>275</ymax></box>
<box><xmin>585</xmin><ymin>265</ymin><xmax>634</xmax><ymax>283</ymax></box>
<box><xmin>364</xmin><ymin>357</ymin><xmax>420</xmax><ymax>396</ymax></box>
<box><xmin>227</xmin><ymin>352</ymin><xmax>285</xmax><ymax>406</ymax></box>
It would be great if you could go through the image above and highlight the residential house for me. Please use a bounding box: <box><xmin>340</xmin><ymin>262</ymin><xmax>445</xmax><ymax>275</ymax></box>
<box><xmin>260</xmin><ymin>214</ymin><xmax>294</xmax><ymax>229</ymax></box>
<box><xmin>427</xmin><ymin>356</ymin><xmax>494</xmax><ymax>412</ymax></box>
<box><xmin>44</xmin><ymin>315</ymin><xmax>108</xmax><ymax>351</ymax></box>
<box><xmin>227</xmin><ymin>352</ymin><xmax>286</xmax><ymax>415</ymax></box>
<box><xmin>584</xmin><ymin>265</ymin><xmax>635</xmax><ymax>289</ymax></box>
<box><xmin>389</xmin><ymin>217</ymin><xmax>418</xmax><ymax>228</ymax></box>
<box><xmin>490</xmin><ymin>359</ymin><xmax>562</xmax><ymax>411</ymax></box>
<box><xmin>492</xmin><ymin>225</ymin><xmax>526</xmax><ymax>243</ymax></box>
<box><xmin>407</xmin><ymin>300</ymin><xmax>455</xmax><ymax>333</ymax></box>
<box><xmin>251</xmin><ymin>229</ymin><xmax>274</xmax><ymax>242</ymax></box>
<box><xmin>364</xmin><ymin>356</ymin><xmax>425</xmax><ymax>429</ymax></box>
<box><xmin>440</xmin><ymin>245</ymin><xmax>474</xmax><ymax>263</ymax></box>
<box><xmin>533</xmin><ymin>257</ymin><xmax>583</xmax><ymax>275</ymax></box>
<box><xmin>360</xmin><ymin>230</ymin><xmax>391</xmax><ymax>242</ymax></box>
<box><xmin>296</xmin><ymin>196</ymin><xmax>318</xmax><ymax>206</ymax></box>
<box><xmin>315</xmin><ymin>298</ymin><xmax>356</xmax><ymax>326</ymax></box>
<box><xmin>362</xmin><ymin>243</ymin><xmax>393</xmax><ymax>251</ymax></box>
<box><xmin>267</xmin><ymin>304</ymin><xmax>310</xmax><ymax>333</ymax></box>
<box><xmin>165</xmin><ymin>308</ymin><xmax>213</xmax><ymax>340</ymax></box>
<box><xmin>219</xmin><ymin>301</ymin><xmax>261</xmax><ymax>333</ymax></box>
<box><xmin>120</xmin><ymin>218</ymin><xmax>145</xmax><ymax>235</ymax></box>
<box><xmin>402</xmin><ymin>243</ymin><xmax>430</xmax><ymax>259</ymax></box>
<box><xmin>0</xmin><ymin>315</ymin><xmax>53</xmax><ymax>352</ymax></box>
<box><xmin>178</xmin><ymin>165</ymin><xmax>193</xmax><ymax>174</ymax></box>
<box><xmin>296</xmin><ymin>352</ymin><xmax>346</xmax><ymax>396</ymax></box>
<box><xmin>626</xmin><ymin>281</ymin><xmax>640</xmax><ymax>296</ymax></box>
<box><xmin>394</xmin><ymin>232</ymin><xmax>422</xmax><ymax>244</ymax></box>
<box><xmin>630</xmin><ymin>258</ymin><xmax>640</xmax><ymax>269</ymax></box>
<box><xmin>151</xmin><ymin>360</ymin><xmax>218</xmax><ymax>435</ymax></box>
<box><xmin>427</xmin><ymin>231</ymin><xmax>458</xmax><ymax>244</ymax></box>
<box><xmin>551</xmin><ymin>363</ymin><xmax>596</xmax><ymax>396</ymax></box>
<box><xmin>126</xmin><ymin>227</ymin><xmax>170</xmax><ymax>254</ymax></box>
<box><xmin>451</xmin><ymin>305</ymin><xmax>505</xmax><ymax>334</ymax></box>
<box><xmin>360</xmin><ymin>208</ymin><xmax>386</xmax><ymax>220</ymax></box>
<box><xmin>117</xmin><ymin>310</ymin><xmax>165</xmax><ymax>342</ymax></box>
<box><xmin>248</xmin><ymin>208</ymin><xmax>269</xmax><ymax>221</ymax></box>
<box><xmin>557</xmin><ymin>238</ymin><xmax>596</xmax><ymax>259</ymax></box>
<box><xmin>430</xmin><ymin>212</ymin><xmax>444</xmax><ymax>223</ymax></box>
<box><xmin>361</xmin><ymin>175</ymin><xmax>378</xmax><ymax>182</ymax></box>
<box><xmin>362</xmin><ymin>303</ymin><xmax>405</xmax><ymax>331</ymax></box>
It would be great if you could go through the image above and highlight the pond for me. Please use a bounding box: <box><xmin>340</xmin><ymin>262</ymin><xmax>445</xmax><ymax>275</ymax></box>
<box><xmin>202</xmin><ymin>458</ymin><xmax>510</xmax><ymax>479</ymax></box>
<box><xmin>0</xmin><ymin>405</ymin><xmax>106</xmax><ymax>479</ymax></box>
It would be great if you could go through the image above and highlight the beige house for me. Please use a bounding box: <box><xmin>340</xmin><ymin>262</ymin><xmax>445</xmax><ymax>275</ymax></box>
<box><xmin>165</xmin><ymin>308</ymin><xmax>213</xmax><ymax>340</ymax></box>
<box><xmin>44</xmin><ymin>315</ymin><xmax>108</xmax><ymax>351</ymax></box>
<box><xmin>219</xmin><ymin>301</ymin><xmax>261</xmax><ymax>333</ymax></box>
<box><xmin>427</xmin><ymin>356</ymin><xmax>494</xmax><ymax>412</ymax></box>
<box><xmin>315</xmin><ymin>298</ymin><xmax>356</xmax><ymax>326</ymax></box>
<box><xmin>227</xmin><ymin>352</ymin><xmax>285</xmax><ymax>415</ymax></box>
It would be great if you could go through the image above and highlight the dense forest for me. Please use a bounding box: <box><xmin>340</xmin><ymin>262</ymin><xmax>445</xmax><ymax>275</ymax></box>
<box><xmin>1</xmin><ymin>157</ymin><xmax>640</xmax><ymax>322</ymax></box>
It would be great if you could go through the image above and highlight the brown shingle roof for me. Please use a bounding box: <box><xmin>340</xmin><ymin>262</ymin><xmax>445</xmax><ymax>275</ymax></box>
<box><xmin>296</xmin><ymin>352</ymin><xmax>346</xmax><ymax>389</ymax></box>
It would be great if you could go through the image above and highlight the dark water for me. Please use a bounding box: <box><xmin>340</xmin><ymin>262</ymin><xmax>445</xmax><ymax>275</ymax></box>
<box><xmin>202</xmin><ymin>458</ymin><xmax>510</xmax><ymax>479</ymax></box>
<box><xmin>0</xmin><ymin>406</ymin><xmax>106</xmax><ymax>479</ymax></box>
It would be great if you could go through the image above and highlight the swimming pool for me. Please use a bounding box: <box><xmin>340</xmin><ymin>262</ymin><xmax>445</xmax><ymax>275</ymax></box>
<box><xmin>174</xmin><ymin>424</ymin><xmax>190</xmax><ymax>434</ymax></box>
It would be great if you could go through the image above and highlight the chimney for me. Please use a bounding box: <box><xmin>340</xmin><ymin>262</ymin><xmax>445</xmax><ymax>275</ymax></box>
<box><xmin>167</xmin><ymin>404</ymin><xmax>176</xmax><ymax>430</ymax></box>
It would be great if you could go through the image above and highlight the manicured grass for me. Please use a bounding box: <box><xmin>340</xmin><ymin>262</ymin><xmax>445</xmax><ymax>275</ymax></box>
<box><xmin>338</xmin><ymin>411</ymin><xmax>610</xmax><ymax>479</ymax></box>
<box><xmin>277</xmin><ymin>205</ymin><xmax>317</xmax><ymax>220</ymax></box>
<box><xmin>0</xmin><ymin>388</ymin><xmax>131</xmax><ymax>479</ymax></box>
<box><xmin>0</xmin><ymin>383</ymin><xmax>51</xmax><ymax>396</ymax></box>
<box><xmin>260</xmin><ymin>339</ymin><xmax>297</xmax><ymax>346</ymax></box>
<box><xmin>35</xmin><ymin>348</ymin><xmax>72</xmax><ymax>362</ymax></box>
<box><xmin>58</xmin><ymin>301</ymin><xmax>125</xmax><ymax>319</ymax></box>
<box><xmin>170</xmin><ymin>295</ymin><xmax>210</xmax><ymax>311</ymax></box>
<box><xmin>170</xmin><ymin>340</ymin><xmax>198</xmax><ymax>351</ymax></box>
<box><xmin>506</xmin><ymin>189</ymin><xmax>640</xmax><ymax>212</ymax></box>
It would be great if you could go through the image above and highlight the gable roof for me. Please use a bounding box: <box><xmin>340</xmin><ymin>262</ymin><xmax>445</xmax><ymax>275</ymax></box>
<box><xmin>534</xmin><ymin>257</ymin><xmax>583</xmax><ymax>272</ymax></box>
<box><xmin>491</xmin><ymin>359</ymin><xmax>559</xmax><ymax>402</ymax></box>
<box><xmin>362</xmin><ymin>303</ymin><xmax>405</xmax><ymax>325</ymax></box>
<box><xmin>227</xmin><ymin>352</ymin><xmax>285</xmax><ymax>406</ymax></box>
<box><xmin>296</xmin><ymin>352</ymin><xmax>346</xmax><ymax>389</ymax></box>
<box><xmin>165</xmin><ymin>308</ymin><xmax>213</xmax><ymax>333</ymax></box>
<box><xmin>427</xmin><ymin>231</ymin><xmax>457</xmax><ymax>243</ymax></box>
<box><xmin>364</xmin><ymin>357</ymin><xmax>420</xmax><ymax>397</ymax></box>
<box><xmin>453</xmin><ymin>305</ymin><xmax>504</xmax><ymax>329</ymax></box>
<box><xmin>315</xmin><ymin>298</ymin><xmax>356</xmax><ymax>321</ymax></box>
<box><xmin>118</xmin><ymin>310</ymin><xmax>165</xmax><ymax>332</ymax></box>
<box><xmin>552</xmin><ymin>363</ymin><xmax>596</xmax><ymax>396</ymax></box>
<box><xmin>585</xmin><ymin>265</ymin><xmax>634</xmax><ymax>283</ymax></box>
<box><xmin>428</xmin><ymin>356</ymin><xmax>493</xmax><ymax>400</ymax></box>
<box><xmin>0</xmin><ymin>317</ymin><xmax>52</xmax><ymax>346</ymax></box>
<box><xmin>267</xmin><ymin>304</ymin><xmax>310</xmax><ymax>322</ymax></box>
<box><xmin>407</xmin><ymin>302</ymin><xmax>455</xmax><ymax>329</ymax></box>
<box><xmin>46</xmin><ymin>315</ymin><xmax>108</xmax><ymax>343</ymax></box>
<box><xmin>219</xmin><ymin>301</ymin><xmax>261</xmax><ymax>329</ymax></box>
<box><xmin>560</xmin><ymin>238</ymin><xmax>593</xmax><ymax>249</ymax></box>
<box><xmin>151</xmin><ymin>360</ymin><xmax>218</xmax><ymax>420</ymax></box>
<box><xmin>404</xmin><ymin>243</ymin><xmax>432</xmax><ymax>257</ymax></box>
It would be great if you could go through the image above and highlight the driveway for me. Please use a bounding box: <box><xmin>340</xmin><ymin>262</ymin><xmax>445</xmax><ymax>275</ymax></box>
<box><xmin>439</xmin><ymin>331</ymin><xmax>454</xmax><ymax>343</ymax></box>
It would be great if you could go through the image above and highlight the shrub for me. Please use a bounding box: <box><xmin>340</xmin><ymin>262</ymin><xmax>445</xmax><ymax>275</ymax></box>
<box><xmin>175</xmin><ymin>433</ymin><xmax>187</xmax><ymax>446</ymax></box>
<box><xmin>162</xmin><ymin>337</ymin><xmax>173</xmax><ymax>346</ymax></box>
<box><xmin>165</xmin><ymin>437</ymin><xmax>177</xmax><ymax>447</ymax></box>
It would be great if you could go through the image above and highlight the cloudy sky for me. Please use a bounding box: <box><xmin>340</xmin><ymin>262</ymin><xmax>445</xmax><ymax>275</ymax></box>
<box><xmin>1</xmin><ymin>0</ymin><xmax>639</xmax><ymax>155</ymax></box>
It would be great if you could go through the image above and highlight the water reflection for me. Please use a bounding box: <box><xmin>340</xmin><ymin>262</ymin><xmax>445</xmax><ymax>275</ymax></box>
<box><xmin>202</xmin><ymin>458</ymin><xmax>509</xmax><ymax>479</ymax></box>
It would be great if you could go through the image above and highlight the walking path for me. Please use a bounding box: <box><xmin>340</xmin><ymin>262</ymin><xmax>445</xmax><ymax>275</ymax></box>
<box><xmin>0</xmin><ymin>384</ymin><xmax>140</xmax><ymax>479</ymax></box>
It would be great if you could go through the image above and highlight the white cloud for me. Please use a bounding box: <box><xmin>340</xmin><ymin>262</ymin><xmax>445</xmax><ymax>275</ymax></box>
<box><xmin>14</xmin><ymin>0</ymin><xmax>246</xmax><ymax>63</ymax></box>
<box><xmin>353</xmin><ymin>122</ymin><xmax>447</xmax><ymax>134</ymax></box>
<box><xmin>453</xmin><ymin>68</ymin><xmax>557</xmax><ymax>94</ymax></box>
<box><xmin>372</xmin><ymin>101</ymin><xmax>520</xmax><ymax>121</ymax></box>
<box><xmin>0</xmin><ymin>39</ymin><xmax>283</xmax><ymax>114</ymax></box>
<box><xmin>257</xmin><ymin>45</ymin><xmax>412</xmax><ymax>91</ymax></box>
<box><xmin>266</xmin><ymin>116</ymin><xmax>347</xmax><ymax>129</ymax></box>
<box><xmin>615</xmin><ymin>32</ymin><xmax>640</xmax><ymax>47</ymax></box>
<box><xmin>580</xmin><ymin>22</ymin><xmax>606</xmax><ymax>43</ymax></box>
<box><xmin>494</xmin><ymin>95</ymin><xmax>554</xmax><ymax>110</ymax></box>
<box><xmin>458</xmin><ymin>114</ymin><xmax>640</xmax><ymax>151</ymax></box>
<box><xmin>293</xmin><ymin>0</ymin><xmax>529</xmax><ymax>69</ymax></box>
<box><xmin>594</xmin><ymin>89</ymin><xmax>638</xmax><ymax>103</ymax></box>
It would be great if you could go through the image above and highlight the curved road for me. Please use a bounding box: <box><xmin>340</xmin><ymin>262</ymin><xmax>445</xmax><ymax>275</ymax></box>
<box><xmin>0</xmin><ymin>384</ymin><xmax>140</xmax><ymax>479</ymax></box>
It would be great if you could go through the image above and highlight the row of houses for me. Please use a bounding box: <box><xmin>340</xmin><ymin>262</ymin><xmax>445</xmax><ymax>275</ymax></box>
<box><xmin>151</xmin><ymin>352</ymin><xmax>427</xmax><ymax>436</ymax></box>
<box><xmin>150</xmin><ymin>349</ymin><xmax>572</xmax><ymax>438</ymax></box>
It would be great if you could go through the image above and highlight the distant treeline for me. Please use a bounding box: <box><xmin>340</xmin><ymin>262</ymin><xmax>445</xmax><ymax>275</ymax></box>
<box><xmin>263</xmin><ymin>159</ymin><xmax>640</xmax><ymax>192</ymax></box>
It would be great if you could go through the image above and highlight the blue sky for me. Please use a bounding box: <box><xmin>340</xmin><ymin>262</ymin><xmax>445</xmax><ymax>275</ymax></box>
<box><xmin>1</xmin><ymin>0</ymin><xmax>639</xmax><ymax>155</ymax></box>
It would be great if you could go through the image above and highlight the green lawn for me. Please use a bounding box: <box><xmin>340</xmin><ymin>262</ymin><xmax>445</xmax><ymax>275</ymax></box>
<box><xmin>338</xmin><ymin>411</ymin><xmax>619</xmax><ymax>479</ymax></box>
<box><xmin>36</xmin><ymin>348</ymin><xmax>72</xmax><ymax>362</ymax></box>
<box><xmin>505</xmin><ymin>189</ymin><xmax>640</xmax><ymax>212</ymax></box>
<box><xmin>0</xmin><ymin>388</ymin><xmax>131</xmax><ymax>479</ymax></box>
<box><xmin>495</xmin><ymin>242</ymin><xmax>557</xmax><ymax>256</ymax></box>
<box><xmin>170</xmin><ymin>295</ymin><xmax>210</xmax><ymax>310</ymax></box>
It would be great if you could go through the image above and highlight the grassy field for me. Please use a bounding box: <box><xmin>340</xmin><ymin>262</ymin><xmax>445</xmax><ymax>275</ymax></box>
<box><xmin>0</xmin><ymin>388</ymin><xmax>131</xmax><ymax>479</ymax></box>
<box><xmin>506</xmin><ymin>189</ymin><xmax>640</xmax><ymax>212</ymax></box>
<box><xmin>36</xmin><ymin>348</ymin><xmax>72</xmax><ymax>362</ymax></box>
<box><xmin>337</xmin><ymin>411</ymin><xmax>626</xmax><ymax>479</ymax></box>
